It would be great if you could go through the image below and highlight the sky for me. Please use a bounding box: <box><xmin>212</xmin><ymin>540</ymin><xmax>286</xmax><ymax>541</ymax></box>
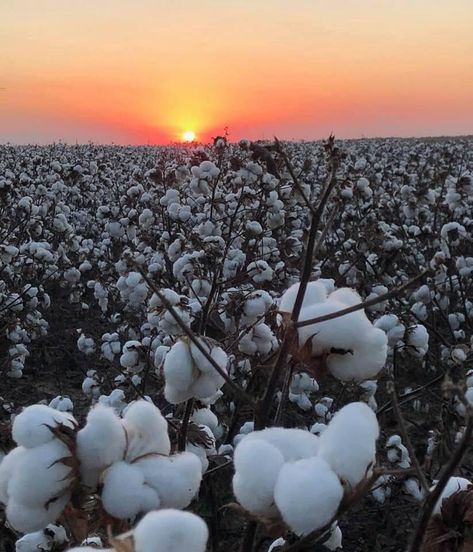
<box><xmin>1</xmin><ymin>0</ymin><xmax>473</xmax><ymax>144</ymax></box>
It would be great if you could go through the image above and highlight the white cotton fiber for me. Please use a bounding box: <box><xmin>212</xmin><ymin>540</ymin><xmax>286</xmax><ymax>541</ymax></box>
<box><xmin>243</xmin><ymin>427</ymin><xmax>319</xmax><ymax>461</ymax></box>
<box><xmin>101</xmin><ymin>461</ymin><xmax>160</xmax><ymax>519</ymax></box>
<box><xmin>432</xmin><ymin>476</ymin><xmax>471</xmax><ymax>515</ymax></box>
<box><xmin>6</xmin><ymin>493</ymin><xmax>69</xmax><ymax>533</ymax></box>
<box><xmin>274</xmin><ymin>457</ymin><xmax>343</xmax><ymax>535</ymax></box>
<box><xmin>136</xmin><ymin>452</ymin><xmax>202</xmax><ymax>509</ymax></box>
<box><xmin>191</xmin><ymin>408</ymin><xmax>219</xmax><ymax>436</ymax></box>
<box><xmin>12</xmin><ymin>404</ymin><xmax>76</xmax><ymax>448</ymax></box>
<box><xmin>233</xmin><ymin>439</ymin><xmax>285</xmax><ymax>515</ymax></box>
<box><xmin>279</xmin><ymin>281</ymin><xmax>328</xmax><ymax>316</ymax></box>
<box><xmin>9</xmin><ymin>440</ymin><xmax>72</xmax><ymax>506</ymax></box>
<box><xmin>133</xmin><ymin>510</ymin><xmax>208</xmax><ymax>552</ymax></box>
<box><xmin>298</xmin><ymin>301</ymin><xmax>372</xmax><ymax>356</ymax></box>
<box><xmin>0</xmin><ymin>446</ymin><xmax>26</xmax><ymax>504</ymax></box>
<box><xmin>327</xmin><ymin>327</ymin><xmax>388</xmax><ymax>382</ymax></box>
<box><xmin>123</xmin><ymin>400</ymin><xmax>171</xmax><ymax>462</ymax></box>
<box><xmin>189</xmin><ymin>340</ymin><xmax>228</xmax><ymax>375</ymax></box>
<box><xmin>164</xmin><ymin>338</ymin><xmax>228</xmax><ymax>403</ymax></box>
<box><xmin>190</xmin><ymin>373</ymin><xmax>225</xmax><ymax>400</ymax></box>
<box><xmin>329</xmin><ymin>287</ymin><xmax>362</xmax><ymax>307</ymax></box>
<box><xmin>186</xmin><ymin>425</ymin><xmax>216</xmax><ymax>474</ymax></box>
<box><xmin>76</xmin><ymin>404</ymin><xmax>126</xmax><ymax>482</ymax></box>
<box><xmin>318</xmin><ymin>402</ymin><xmax>379</xmax><ymax>488</ymax></box>
<box><xmin>163</xmin><ymin>341</ymin><xmax>196</xmax><ymax>391</ymax></box>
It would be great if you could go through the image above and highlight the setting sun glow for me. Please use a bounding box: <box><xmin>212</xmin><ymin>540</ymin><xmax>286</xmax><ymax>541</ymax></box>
<box><xmin>1</xmin><ymin>1</ymin><xmax>473</xmax><ymax>144</ymax></box>
<box><xmin>183</xmin><ymin>131</ymin><xmax>196</xmax><ymax>143</ymax></box>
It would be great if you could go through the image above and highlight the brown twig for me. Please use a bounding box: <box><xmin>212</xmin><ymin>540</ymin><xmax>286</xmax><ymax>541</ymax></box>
<box><xmin>388</xmin><ymin>347</ymin><xmax>430</xmax><ymax>492</ymax></box>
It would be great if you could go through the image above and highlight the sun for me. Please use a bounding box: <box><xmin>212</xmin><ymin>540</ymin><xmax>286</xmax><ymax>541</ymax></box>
<box><xmin>183</xmin><ymin>130</ymin><xmax>196</xmax><ymax>142</ymax></box>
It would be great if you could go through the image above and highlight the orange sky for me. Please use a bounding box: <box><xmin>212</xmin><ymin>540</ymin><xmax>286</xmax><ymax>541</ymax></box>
<box><xmin>1</xmin><ymin>0</ymin><xmax>473</xmax><ymax>144</ymax></box>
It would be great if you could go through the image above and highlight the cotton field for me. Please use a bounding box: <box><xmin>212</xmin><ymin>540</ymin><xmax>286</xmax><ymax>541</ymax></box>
<box><xmin>0</xmin><ymin>136</ymin><xmax>472</xmax><ymax>551</ymax></box>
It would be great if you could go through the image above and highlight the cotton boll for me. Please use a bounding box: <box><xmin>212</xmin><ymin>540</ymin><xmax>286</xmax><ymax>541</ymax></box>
<box><xmin>7</xmin><ymin>493</ymin><xmax>69</xmax><ymax>533</ymax></box>
<box><xmin>49</xmin><ymin>396</ymin><xmax>74</xmax><ymax>413</ymax></box>
<box><xmin>123</xmin><ymin>400</ymin><xmax>171</xmax><ymax>462</ymax></box>
<box><xmin>9</xmin><ymin>440</ymin><xmax>73</xmax><ymax>507</ymax></box>
<box><xmin>274</xmin><ymin>457</ymin><xmax>343</xmax><ymax>535</ymax></box>
<box><xmin>15</xmin><ymin>530</ymin><xmax>51</xmax><ymax>552</ymax></box>
<box><xmin>189</xmin><ymin>340</ymin><xmax>228</xmax><ymax>376</ymax></box>
<box><xmin>163</xmin><ymin>341</ymin><xmax>197</xmax><ymax>393</ymax></box>
<box><xmin>101</xmin><ymin>461</ymin><xmax>160</xmax><ymax>519</ymax></box>
<box><xmin>406</xmin><ymin>325</ymin><xmax>429</xmax><ymax>358</ymax></box>
<box><xmin>164</xmin><ymin>339</ymin><xmax>228</xmax><ymax>403</ymax></box>
<box><xmin>329</xmin><ymin>287</ymin><xmax>363</xmax><ymax>307</ymax></box>
<box><xmin>327</xmin><ymin>327</ymin><xmax>388</xmax><ymax>382</ymax></box>
<box><xmin>318</xmin><ymin>402</ymin><xmax>379</xmax><ymax>488</ymax></box>
<box><xmin>76</xmin><ymin>405</ymin><xmax>126</xmax><ymax>485</ymax></box>
<box><xmin>191</xmin><ymin>408</ymin><xmax>219</xmax><ymax>436</ymax></box>
<box><xmin>16</xmin><ymin>524</ymin><xmax>68</xmax><ymax>552</ymax></box>
<box><xmin>247</xmin><ymin>260</ymin><xmax>273</xmax><ymax>283</ymax></box>
<box><xmin>268</xmin><ymin>538</ymin><xmax>286</xmax><ymax>551</ymax></box>
<box><xmin>243</xmin><ymin>427</ymin><xmax>319</xmax><ymax>461</ymax></box>
<box><xmin>0</xmin><ymin>447</ymin><xmax>27</xmax><ymax>504</ymax></box>
<box><xmin>136</xmin><ymin>452</ymin><xmax>202</xmax><ymax>509</ymax></box>
<box><xmin>279</xmin><ymin>281</ymin><xmax>328</xmax><ymax>317</ymax></box>
<box><xmin>12</xmin><ymin>405</ymin><xmax>76</xmax><ymax>449</ymax></box>
<box><xmin>323</xmin><ymin>525</ymin><xmax>343</xmax><ymax>550</ymax></box>
<box><xmin>186</xmin><ymin>425</ymin><xmax>216</xmax><ymax>473</ymax></box>
<box><xmin>133</xmin><ymin>510</ymin><xmax>208</xmax><ymax>552</ymax></box>
<box><xmin>233</xmin><ymin>439</ymin><xmax>285</xmax><ymax>516</ymax></box>
<box><xmin>190</xmin><ymin>373</ymin><xmax>225</xmax><ymax>400</ymax></box>
<box><xmin>432</xmin><ymin>476</ymin><xmax>471</xmax><ymax>514</ymax></box>
<box><xmin>298</xmin><ymin>301</ymin><xmax>373</xmax><ymax>356</ymax></box>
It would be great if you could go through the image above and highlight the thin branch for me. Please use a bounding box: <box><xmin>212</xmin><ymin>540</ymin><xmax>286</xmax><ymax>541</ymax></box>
<box><xmin>274</xmin><ymin>137</ymin><xmax>316</xmax><ymax>217</ymax></box>
<box><xmin>178</xmin><ymin>398</ymin><xmax>194</xmax><ymax>452</ymax></box>
<box><xmin>388</xmin><ymin>348</ymin><xmax>430</xmax><ymax>492</ymax></box>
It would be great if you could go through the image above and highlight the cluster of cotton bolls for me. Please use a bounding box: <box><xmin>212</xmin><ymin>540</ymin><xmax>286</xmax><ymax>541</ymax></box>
<box><xmin>0</xmin><ymin>405</ymin><xmax>78</xmax><ymax>532</ymax></box>
<box><xmin>371</xmin><ymin>435</ymin><xmax>424</xmax><ymax>504</ymax></box>
<box><xmin>0</xmin><ymin>398</ymin><xmax>205</xmax><ymax>540</ymax></box>
<box><xmin>233</xmin><ymin>402</ymin><xmax>378</xmax><ymax>537</ymax></box>
<box><xmin>77</xmin><ymin>400</ymin><xmax>202</xmax><ymax>519</ymax></box>
<box><xmin>116</xmin><ymin>271</ymin><xmax>148</xmax><ymax>308</ymax></box>
<box><xmin>162</xmin><ymin>337</ymin><xmax>228</xmax><ymax>403</ymax></box>
<box><xmin>279</xmin><ymin>280</ymin><xmax>388</xmax><ymax>382</ymax></box>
